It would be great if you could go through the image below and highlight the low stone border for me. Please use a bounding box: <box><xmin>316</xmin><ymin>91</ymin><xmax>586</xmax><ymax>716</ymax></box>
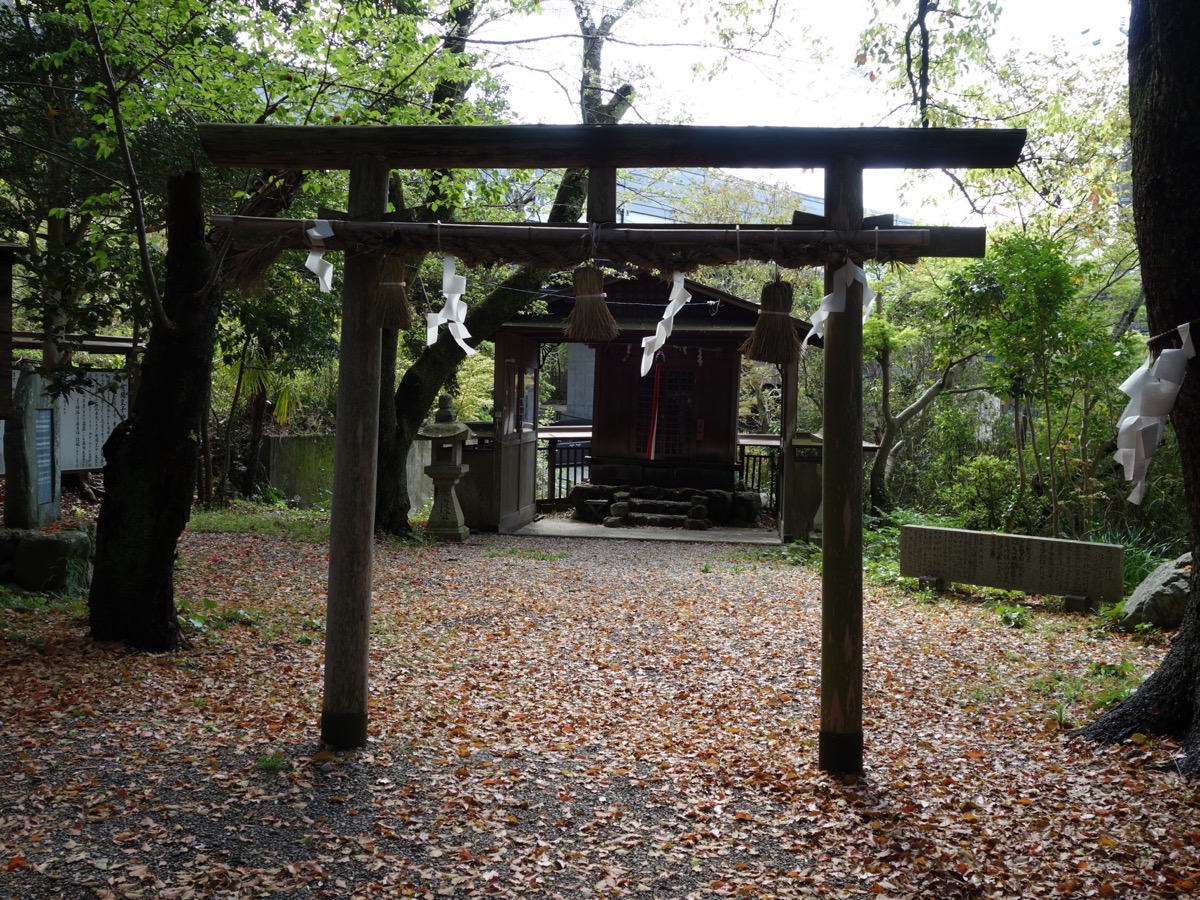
<box><xmin>0</xmin><ymin>524</ymin><xmax>94</xmax><ymax>593</ymax></box>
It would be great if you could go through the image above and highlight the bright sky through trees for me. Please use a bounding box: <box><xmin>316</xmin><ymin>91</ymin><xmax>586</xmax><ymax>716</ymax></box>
<box><xmin>478</xmin><ymin>0</ymin><xmax>1130</xmax><ymax>219</ymax></box>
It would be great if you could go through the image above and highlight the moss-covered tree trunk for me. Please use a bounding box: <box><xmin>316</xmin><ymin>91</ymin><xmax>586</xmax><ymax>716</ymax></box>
<box><xmin>1077</xmin><ymin>0</ymin><xmax>1200</xmax><ymax>775</ymax></box>
<box><xmin>88</xmin><ymin>171</ymin><xmax>219</xmax><ymax>650</ymax></box>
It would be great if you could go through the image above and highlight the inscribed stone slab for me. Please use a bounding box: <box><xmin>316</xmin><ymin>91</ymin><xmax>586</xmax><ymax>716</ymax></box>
<box><xmin>899</xmin><ymin>525</ymin><xmax>1123</xmax><ymax>603</ymax></box>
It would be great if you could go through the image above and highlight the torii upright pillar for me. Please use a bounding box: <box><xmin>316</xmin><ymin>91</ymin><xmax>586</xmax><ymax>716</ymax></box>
<box><xmin>820</xmin><ymin>155</ymin><xmax>865</xmax><ymax>774</ymax></box>
<box><xmin>321</xmin><ymin>155</ymin><xmax>389</xmax><ymax>747</ymax></box>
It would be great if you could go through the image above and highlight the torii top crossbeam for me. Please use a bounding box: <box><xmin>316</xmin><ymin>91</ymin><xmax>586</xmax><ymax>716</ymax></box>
<box><xmin>197</xmin><ymin>122</ymin><xmax>1025</xmax><ymax>775</ymax></box>
<box><xmin>198</xmin><ymin>123</ymin><xmax>1024</xmax><ymax>171</ymax></box>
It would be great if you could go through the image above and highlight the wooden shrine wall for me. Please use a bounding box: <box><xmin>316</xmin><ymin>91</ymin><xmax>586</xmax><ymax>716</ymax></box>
<box><xmin>590</xmin><ymin>340</ymin><xmax>740</xmax><ymax>489</ymax></box>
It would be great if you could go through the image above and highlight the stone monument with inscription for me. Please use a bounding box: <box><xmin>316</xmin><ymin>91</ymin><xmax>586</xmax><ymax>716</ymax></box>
<box><xmin>899</xmin><ymin>525</ymin><xmax>1123</xmax><ymax>608</ymax></box>
<box><xmin>4</xmin><ymin>367</ymin><xmax>60</xmax><ymax>528</ymax></box>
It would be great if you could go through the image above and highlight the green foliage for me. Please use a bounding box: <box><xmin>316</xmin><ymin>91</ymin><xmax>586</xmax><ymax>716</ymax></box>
<box><xmin>254</xmin><ymin>753</ymin><xmax>287</xmax><ymax>774</ymax></box>
<box><xmin>953</xmin><ymin>49</ymin><xmax>1132</xmax><ymax>246</ymax></box>
<box><xmin>948</xmin><ymin>234</ymin><xmax>1079</xmax><ymax>391</ymax></box>
<box><xmin>188</xmin><ymin>500</ymin><xmax>331</xmax><ymax>542</ymax></box>
<box><xmin>1027</xmin><ymin>655</ymin><xmax>1142</xmax><ymax>713</ymax></box>
<box><xmin>851</xmin><ymin>17</ymin><xmax>1140</xmax><ymax>541</ymax></box>
<box><xmin>946</xmin><ymin>234</ymin><xmax>1138</xmax><ymax>537</ymax></box>
<box><xmin>857</xmin><ymin>0</ymin><xmax>1002</xmax><ymax>127</ymax></box>
<box><xmin>448</xmin><ymin>343</ymin><xmax>496</xmax><ymax>422</ymax></box>
<box><xmin>862</xmin><ymin>515</ymin><xmax>906</xmax><ymax>585</ymax></box>
<box><xmin>862</xmin><ymin>313</ymin><xmax>921</xmax><ymax>360</ymax></box>
<box><xmin>1094</xmin><ymin>600</ymin><xmax>1126</xmax><ymax>632</ymax></box>
<box><xmin>1088</xmin><ymin>523</ymin><xmax>1183</xmax><ymax>597</ymax></box>
<box><xmin>177</xmin><ymin>596</ymin><xmax>259</xmax><ymax>634</ymax></box>
<box><xmin>0</xmin><ymin>585</ymin><xmax>86</xmax><ymax>647</ymax></box>
<box><xmin>994</xmin><ymin>602</ymin><xmax>1030</xmax><ymax>629</ymax></box>
<box><xmin>1</xmin><ymin>0</ymin><xmax>517</xmax><ymax>351</ymax></box>
<box><xmin>776</xmin><ymin>540</ymin><xmax>821</xmax><ymax>569</ymax></box>
<box><xmin>938</xmin><ymin>454</ymin><xmax>1022</xmax><ymax>532</ymax></box>
<box><xmin>738</xmin><ymin>360</ymin><xmax>784</xmax><ymax>434</ymax></box>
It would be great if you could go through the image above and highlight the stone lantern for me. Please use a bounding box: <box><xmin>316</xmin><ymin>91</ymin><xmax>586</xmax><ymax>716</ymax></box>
<box><xmin>418</xmin><ymin>394</ymin><xmax>473</xmax><ymax>542</ymax></box>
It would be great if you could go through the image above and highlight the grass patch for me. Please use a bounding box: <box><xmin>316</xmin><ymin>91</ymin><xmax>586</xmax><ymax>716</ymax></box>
<box><xmin>486</xmin><ymin>547</ymin><xmax>570</xmax><ymax>562</ymax></box>
<box><xmin>177</xmin><ymin>597</ymin><xmax>259</xmax><ymax>635</ymax></box>
<box><xmin>1090</xmin><ymin>523</ymin><xmax>1185</xmax><ymax>596</ymax></box>
<box><xmin>189</xmin><ymin>500</ymin><xmax>331</xmax><ymax>543</ymax></box>
<box><xmin>254</xmin><ymin>753</ymin><xmax>287</xmax><ymax>774</ymax></box>
<box><xmin>994</xmin><ymin>602</ymin><xmax>1031</xmax><ymax>629</ymax></box>
<box><xmin>765</xmin><ymin>540</ymin><xmax>821</xmax><ymax>569</ymax></box>
<box><xmin>0</xmin><ymin>584</ymin><xmax>54</xmax><ymax>614</ymax></box>
<box><xmin>0</xmin><ymin>586</ymin><xmax>86</xmax><ymax>646</ymax></box>
<box><xmin>1026</xmin><ymin>656</ymin><xmax>1143</xmax><ymax>715</ymax></box>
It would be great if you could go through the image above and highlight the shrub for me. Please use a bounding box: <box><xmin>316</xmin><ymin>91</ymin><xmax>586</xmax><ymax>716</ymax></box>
<box><xmin>940</xmin><ymin>454</ymin><xmax>1020</xmax><ymax>531</ymax></box>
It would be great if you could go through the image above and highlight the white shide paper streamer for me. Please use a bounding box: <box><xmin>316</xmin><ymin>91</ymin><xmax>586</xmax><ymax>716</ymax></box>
<box><xmin>640</xmin><ymin>272</ymin><xmax>692</xmax><ymax>377</ymax></box>
<box><xmin>1113</xmin><ymin>324</ymin><xmax>1196</xmax><ymax>504</ymax></box>
<box><xmin>304</xmin><ymin>220</ymin><xmax>335</xmax><ymax>293</ymax></box>
<box><xmin>426</xmin><ymin>255</ymin><xmax>476</xmax><ymax>355</ymax></box>
<box><xmin>802</xmin><ymin>260</ymin><xmax>878</xmax><ymax>352</ymax></box>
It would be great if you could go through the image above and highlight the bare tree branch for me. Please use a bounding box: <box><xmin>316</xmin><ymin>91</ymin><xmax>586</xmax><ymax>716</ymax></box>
<box><xmin>81</xmin><ymin>0</ymin><xmax>171</xmax><ymax>331</ymax></box>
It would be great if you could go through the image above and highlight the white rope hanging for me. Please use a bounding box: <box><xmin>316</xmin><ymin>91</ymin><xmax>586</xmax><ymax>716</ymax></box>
<box><xmin>304</xmin><ymin>220</ymin><xmax>335</xmax><ymax>292</ymax></box>
<box><xmin>1114</xmin><ymin>324</ymin><xmax>1195</xmax><ymax>504</ymax></box>
<box><xmin>801</xmin><ymin>260</ymin><xmax>878</xmax><ymax>353</ymax></box>
<box><xmin>426</xmin><ymin>255</ymin><xmax>476</xmax><ymax>356</ymax></box>
<box><xmin>640</xmin><ymin>272</ymin><xmax>692</xmax><ymax>377</ymax></box>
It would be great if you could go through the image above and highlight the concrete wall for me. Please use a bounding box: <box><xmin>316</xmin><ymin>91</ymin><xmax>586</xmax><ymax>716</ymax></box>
<box><xmin>262</xmin><ymin>434</ymin><xmax>432</xmax><ymax>511</ymax></box>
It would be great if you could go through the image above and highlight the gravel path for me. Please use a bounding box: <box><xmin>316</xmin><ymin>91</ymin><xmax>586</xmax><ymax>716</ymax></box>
<box><xmin>0</xmin><ymin>531</ymin><xmax>1186</xmax><ymax>899</ymax></box>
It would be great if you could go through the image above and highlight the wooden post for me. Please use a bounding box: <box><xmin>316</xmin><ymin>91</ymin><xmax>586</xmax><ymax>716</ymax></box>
<box><xmin>819</xmin><ymin>155</ymin><xmax>865</xmax><ymax>774</ymax></box>
<box><xmin>0</xmin><ymin>245</ymin><xmax>16</xmax><ymax>421</ymax></box>
<box><xmin>778</xmin><ymin>358</ymin><xmax>799</xmax><ymax>542</ymax></box>
<box><xmin>322</xmin><ymin>155</ymin><xmax>389</xmax><ymax>748</ymax></box>
<box><xmin>587</xmin><ymin>167</ymin><xmax>618</xmax><ymax>223</ymax></box>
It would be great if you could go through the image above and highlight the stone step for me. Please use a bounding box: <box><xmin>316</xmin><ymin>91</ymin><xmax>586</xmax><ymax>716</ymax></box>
<box><xmin>628</xmin><ymin>498</ymin><xmax>692</xmax><ymax>515</ymax></box>
<box><xmin>628</xmin><ymin>512</ymin><xmax>687</xmax><ymax>527</ymax></box>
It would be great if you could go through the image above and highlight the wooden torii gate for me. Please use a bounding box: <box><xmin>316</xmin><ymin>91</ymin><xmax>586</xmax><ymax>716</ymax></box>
<box><xmin>198</xmin><ymin>123</ymin><xmax>1024</xmax><ymax>774</ymax></box>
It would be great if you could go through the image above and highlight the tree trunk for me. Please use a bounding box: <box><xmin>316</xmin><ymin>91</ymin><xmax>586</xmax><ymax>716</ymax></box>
<box><xmin>374</xmin><ymin>327</ymin><xmax>405</xmax><ymax>532</ymax></box>
<box><xmin>197</xmin><ymin>394</ymin><xmax>213</xmax><ymax>507</ymax></box>
<box><xmin>379</xmin><ymin>265</ymin><xmax>570</xmax><ymax>533</ymax></box>
<box><xmin>869</xmin><ymin>336</ymin><xmax>895</xmax><ymax>513</ymax></box>
<box><xmin>239</xmin><ymin>384</ymin><xmax>269</xmax><ymax>498</ymax></box>
<box><xmin>1077</xmin><ymin>0</ymin><xmax>1200</xmax><ymax>775</ymax></box>
<box><xmin>375</xmin><ymin>80</ymin><xmax>634</xmax><ymax>533</ymax></box>
<box><xmin>371</xmin><ymin>0</ymin><xmax>639</xmax><ymax>533</ymax></box>
<box><xmin>88</xmin><ymin>171</ymin><xmax>220</xmax><ymax>650</ymax></box>
<box><xmin>869</xmin><ymin>347</ymin><xmax>971</xmax><ymax>514</ymax></box>
<box><xmin>371</xmin><ymin>1</ymin><xmax>479</xmax><ymax>534</ymax></box>
<box><xmin>215</xmin><ymin>337</ymin><xmax>250</xmax><ymax>505</ymax></box>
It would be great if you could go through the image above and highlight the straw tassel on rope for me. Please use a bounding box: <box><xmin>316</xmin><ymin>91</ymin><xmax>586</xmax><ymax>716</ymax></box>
<box><xmin>741</xmin><ymin>277</ymin><xmax>800</xmax><ymax>364</ymax></box>
<box><xmin>563</xmin><ymin>265</ymin><xmax>619</xmax><ymax>341</ymax></box>
<box><xmin>377</xmin><ymin>252</ymin><xmax>412</xmax><ymax>330</ymax></box>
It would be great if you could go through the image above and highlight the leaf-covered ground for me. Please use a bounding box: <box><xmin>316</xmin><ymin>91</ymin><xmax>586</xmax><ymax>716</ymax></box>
<box><xmin>1</xmin><ymin>531</ymin><xmax>1197</xmax><ymax>898</ymax></box>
